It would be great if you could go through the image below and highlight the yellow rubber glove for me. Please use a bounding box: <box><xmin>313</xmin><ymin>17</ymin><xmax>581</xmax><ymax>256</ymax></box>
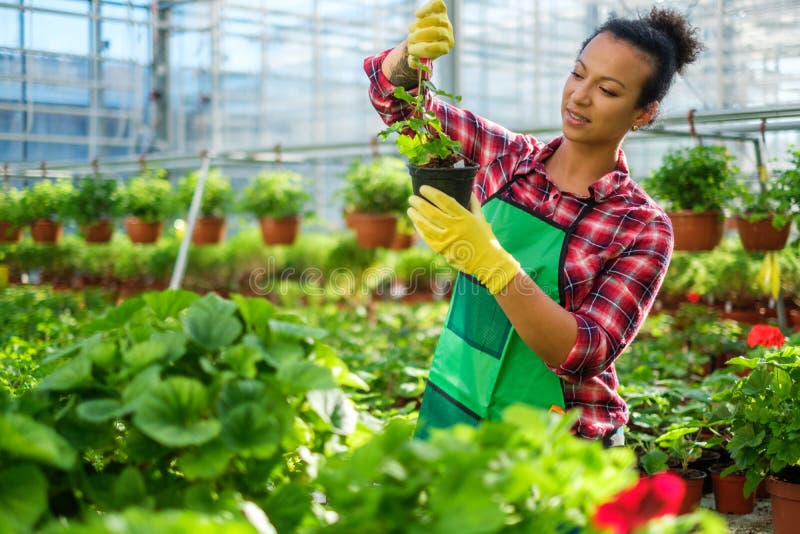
<box><xmin>407</xmin><ymin>0</ymin><xmax>454</xmax><ymax>67</ymax></box>
<box><xmin>407</xmin><ymin>185</ymin><xmax>521</xmax><ymax>295</ymax></box>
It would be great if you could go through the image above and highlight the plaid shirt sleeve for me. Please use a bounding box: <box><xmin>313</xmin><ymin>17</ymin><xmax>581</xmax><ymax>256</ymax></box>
<box><xmin>364</xmin><ymin>49</ymin><xmax>538</xmax><ymax>199</ymax></box>
<box><xmin>555</xmin><ymin>214</ymin><xmax>673</xmax><ymax>382</ymax></box>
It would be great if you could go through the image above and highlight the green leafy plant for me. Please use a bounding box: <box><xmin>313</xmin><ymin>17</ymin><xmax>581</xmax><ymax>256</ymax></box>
<box><xmin>177</xmin><ymin>167</ymin><xmax>234</xmax><ymax>218</ymax></box>
<box><xmin>0</xmin><ymin>188</ymin><xmax>24</xmax><ymax>226</ymax></box>
<box><xmin>713</xmin><ymin>338</ymin><xmax>800</xmax><ymax>496</ymax></box>
<box><xmin>71</xmin><ymin>175</ymin><xmax>122</xmax><ymax>225</ymax></box>
<box><xmin>378</xmin><ymin>60</ymin><xmax>465</xmax><ymax>167</ymax></box>
<box><xmin>121</xmin><ymin>167</ymin><xmax>176</xmax><ymax>223</ymax></box>
<box><xmin>19</xmin><ymin>179</ymin><xmax>77</xmax><ymax>223</ymax></box>
<box><xmin>655</xmin><ymin>423</ymin><xmax>705</xmax><ymax>473</ymax></box>
<box><xmin>641</xmin><ymin>145</ymin><xmax>741</xmax><ymax>212</ymax></box>
<box><xmin>393</xmin><ymin>246</ymin><xmax>454</xmax><ymax>292</ymax></box>
<box><xmin>338</xmin><ymin>156</ymin><xmax>410</xmax><ymax>214</ymax></box>
<box><xmin>0</xmin><ymin>290</ymin><xmax>365</xmax><ymax>531</ymax></box>
<box><xmin>238</xmin><ymin>170</ymin><xmax>311</xmax><ymax>219</ymax></box>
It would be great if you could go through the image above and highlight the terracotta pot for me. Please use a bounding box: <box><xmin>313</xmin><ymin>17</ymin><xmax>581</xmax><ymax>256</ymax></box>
<box><xmin>390</xmin><ymin>232</ymin><xmax>416</xmax><ymax>250</ymax></box>
<box><xmin>736</xmin><ymin>216</ymin><xmax>791</xmax><ymax>251</ymax></box>
<box><xmin>192</xmin><ymin>216</ymin><xmax>225</xmax><ymax>245</ymax></box>
<box><xmin>0</xmin><ymin>221</ymin><xmax>22</xmax><ymax>243</ymax></box>
<box><xmin>690</xmin><ymin>450</ymin><xmax>721</xmax><ymax>494</ymax></box>
<box><xmin>710</xmin><ymin>466</ymin><xmax>755</xmax><ymax>514</ymax></box>
<box><xmin>401</xmin><ymin>287</ymin><xmax>436</xmax><ymax>304</ymax></box>
<box><xmin>757</xmin><ymin>478</ymin><xmax>769</xmax><ymax>499</ymax></box>
<box><xmin>668</xmin><ymin>210</ymin><xmax>724</xmax><ymax>251</ymax></box>
<box><xmin>259</xmin><ymin>215</ymin><xmax>300</xmax><ymax>245</ymax></box>
<box><xmin>671</xmin><ymin>468</ymin><xmax>706</xmax><ymax>515</ymax></box>
<box><xmin>81</xmin><ymin>219</ymin><xmax>113</xmax><ymax>243</ymax></box>
<box><xmin>124</xmin><ymin>216</ymin><xmax>162</xmax><ymax>244</ymax></box>
<box><xmin>348</xmin><ymin>212</ymin><xmax>397</xmax><ymax>249</ymax></box>
<box><xmin>29</xmin><ymin>219</ymin><xmax>62</xmax><ymax>244</ymax></box>
<box><xmin>791</xmin><ymin>309</ymin><xmax>800</xmax><ymax>332</ymax></box>
<box><xmin>767</xmin><ymin>477</ymin><xmax>800</xmax><ymax>534</ymax></box>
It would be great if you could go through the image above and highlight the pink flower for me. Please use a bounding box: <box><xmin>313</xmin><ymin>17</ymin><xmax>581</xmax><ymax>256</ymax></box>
<box><xmin>686</xmin><ymin>292</ymin><xmax>701</xmax><ymax>303</ymax></box>
<box><xmin>593</xmin><ymin>472</ymin><xmax>685</xmax><ymax>534</ymax></box>
<box><xmin>746</xmin><ymin>324</ymin><xmax>786</xmax><ymax>349</ymax></box>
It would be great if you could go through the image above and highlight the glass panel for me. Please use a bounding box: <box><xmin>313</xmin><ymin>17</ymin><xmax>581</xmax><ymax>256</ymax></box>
<box><xmin>101</xmin><ymin>20</ymin><xmax>151</xmax><ymax>63</ymax></box>
<box><xmin>29</xmin><ymin>111</ymin><xmax>87</xmax><ymax>136</ymax></box>
<box><xmin>0</xmin><ymin>52</ymin><xmax>22</xmax><ymax>75</ymax></box>
<box><xmin>26</xmin><ymin>141</ymin><xmax>87</xmax><ymax>161</ymax></box>
<box><xmin>26</xmin><ymin>54</ymin><xmax>89</xmax><ymax>82</ymax></box>
<box><xmin>0</xmin><ymin>110</ymin><xmax>23</xmax><ymax>133</ymax></box>
<box><xmin>101</xmin><ymin>2</ymin><xmax>151</xmax><ymax>23</ymax></box>
<box><xmin>0</xmin><ymin>81</ymin><xmax>22</xmax><ymax>101</ymax></box>
<box><xmin>0</xmin><ymin>141</ymin><xmax>22</xmax><ymax>162</ymax></box>
<box><xmin>27</xmin><ymin>11</ymin><xmax>89</xmax><ymax>55</ymax></box>
<box><xmin>0</xmin><ymin>8</ymin><xmax>20</xmax><ymax>48</ymax></box>
<box><xmin>26</xmin><ymin>0</ymin><xmax>88</xmax><ymax>14</ymax></box>
<box><xmin>29</xmin><ymin>83</ymin><xmax>88</xmax><ymax>106</ymax></box>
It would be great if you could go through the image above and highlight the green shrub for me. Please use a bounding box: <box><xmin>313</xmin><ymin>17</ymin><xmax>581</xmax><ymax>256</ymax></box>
<box><xmin>177</xmin><ymin>167</ymin><xmax>234</xmax><ymax>217</ymax></box>
<box><xmin>20</xmin><ymin>179</ymin><xmax>77</xmax><ymax>223</ymax></box>
<box><xmin>338</xmin><ymin>157</ymin><xmax>410</xmax><ymax>214</ymax></box>
<box><xmin>121</xmin><ymin>167</ymin><xmax>175</xmax><ymax>223</ymax></box>
<box><xmin>0</xmin><ymin>188</ymin><xmax>24</xmax><ymax>226</ymax></box>
<box><xmin>238</xmin><ymin>170</ymin><xmax>311</xmax><ymax>219</ymax></box>
<box><xmin>71</xmin><ymin>175</ymin><xmax>122</xmax><ymax>225</ymax></box>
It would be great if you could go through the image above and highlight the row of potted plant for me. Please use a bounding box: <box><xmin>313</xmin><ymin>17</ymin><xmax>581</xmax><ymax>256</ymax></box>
<box><xmin>642</xmin><ymin>144</ymin><xmax>800</xmax><ymax>252</ymax></box>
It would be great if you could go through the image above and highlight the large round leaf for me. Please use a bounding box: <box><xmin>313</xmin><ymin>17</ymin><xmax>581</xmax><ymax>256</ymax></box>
<box><xmin>37</xmin><ymin>354</ymin><xmax>92</xmax><ymax>391</ymax></box>
<box><xmin>132</xmin><ymin>376</ymin><xmax>221</xmax><ymax>448</ymax></box>
<box><xmin>220</xmin><ymin>403</ymin><xmax>282</xmax><ymax>458</ymax></box>
<box><xmin>0</xmin><ymin>464</ymin><xmax>47</xmax><ymax>531</ymax></box>
<box><xmin>76</xmin><ymin>398</ymin><xmax>128</xmax><ymax>423</ymax></box>
<box><xmin>0</xmin><ymin>413</ymin><xmax>77</xmax><ymax>470</ymax></box>
<box><xmin>182</xmin><ymin>293</ymin><xmax>243</xmax><ymax>351</ymax></box>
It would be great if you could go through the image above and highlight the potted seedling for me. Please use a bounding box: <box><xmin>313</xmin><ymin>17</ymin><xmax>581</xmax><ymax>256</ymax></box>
<box><xmin>71</xmin><ymin>173</ymin><xmax>121</xmax><ymax>244</ymax></box>
<box><xmin>20</xmin><ymin>179</ymin><xmax>76</xmax><ymax>244</ymax></box>
<box><xmin>654</xmin><ymin>423</ymin><xmax>708</xmax><ymax>515</ymax></box>
<box><xmin>642</xmin><ymin>145</ymin><xmax>740</xmax><ymax>251</ymax></box>
<box><xmin>238</xmin><ymin>169</ymin><xmax>311</xmax><ymax>245</ymax></box>
<box><xmin>714</xmin><ymin>333</ymin><xmax>800</xmax><ymax>533</ymax></box>
<box><xmin>378</xmin><ymin>58</ymin><xmax>477</xmax><ymax>209</ymax></box>
<box><xmin>0</xmin><ymin>187</ymin><xmax>24</xmax><ymax>242</ymax></box>
<box><xmin>177</xmin><ymin>167</ymin><xmax>233</xmax><ymax>245</ymax></box>
<box><xmin>121</xmin><ymin>166</ymin><xmax>175</xmax><ymax>244</ymax></box>
<box><xmin>338</xmin><ymin>156</ymin><xmax>410</xmax><ymax>248</ymax></box>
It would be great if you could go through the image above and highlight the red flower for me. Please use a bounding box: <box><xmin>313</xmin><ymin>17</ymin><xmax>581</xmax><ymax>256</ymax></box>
<box><xmin>593</xmin><ymin>472</ymin><xmax>685</xmax><ymax>534</ymax></box>
<box><xmin>746</xmin><ymin>324</ymin><xmax>786</xmax><ymax>349</ymax></box>
<box><xmin>686</xmin><ymin>291</ymin><xmax>701</xmax><ymax>303</ymax></box>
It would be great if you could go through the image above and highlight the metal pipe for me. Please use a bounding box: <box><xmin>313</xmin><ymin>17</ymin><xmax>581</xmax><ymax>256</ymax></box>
<box><xmin>169</xmin><ymin>151</ymin><xmax>210</xmax><ymax>290</ymax></box>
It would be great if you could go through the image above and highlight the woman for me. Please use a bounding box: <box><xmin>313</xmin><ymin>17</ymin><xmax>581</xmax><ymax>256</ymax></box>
<box><xmin>364</xmin><ymin>1</ymin><xmax>703</xmax><ymax>445</ymax></box>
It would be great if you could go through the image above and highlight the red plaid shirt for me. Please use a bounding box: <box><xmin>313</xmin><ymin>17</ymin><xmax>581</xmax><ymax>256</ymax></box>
<box><xmin>364</xmin><ymin>49</ymin><xmax>673</xmax><ymax>439</ymax></box>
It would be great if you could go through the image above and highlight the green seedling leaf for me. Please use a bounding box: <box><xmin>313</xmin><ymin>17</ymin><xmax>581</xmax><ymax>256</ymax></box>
<box><xmin>152</xmin><ymin>330</ymin><xmax>189</xmax><ymax>362</ymax></box>
<box><xmin>123</xmin><ymin>339</ymin><xmax>169</xmax><ymax>370</ymax></box>
<box><xmin>112</xmin><ymin>466</ymin><xmax>149</xmax><ymax>509</ymax></box>
<box><xmin>36</xmin><ymin>354</ymin><xmax>92</xmax><ymax>391</ymax></box>
<box><xmin>86</xmin><ymin>295</ymin><xmax>146</xmax><ymax>332</ymax></box>
<box><xmin>178</xmin><ymin>439</ymin><xmax>233</xmax><ymax>481</ymax></box>
<box><xmin>133</xmin><ymin>376</ymin><xmax>221</xmax><ymax>448</ymax></box>
<box><xmin>122</xmin><ymin>365</ymin><xmax>162</xmax><ymax>411</ymax></box>
<box><xmin>76</xmin><ymin>398</ymin><xmax>127</xmax><ymax>423</ymax></box>
<box><xmin>0</xmin><ymin>413</ymin><xmax>77</xmax><ymax>470</ymax></box>
<box><xmin>231</xmin><ymin>293</ymin><xmax>274</xmax><ymax>344</ymax></box>
<box><xmin>312</xmin><ymin>344</ymin><xmax>369</xmax><ymax>391</ymax></box>
<box><xmin>277</xmin><ymin>361</ymin><xmax>335</xmax><ymax>392</ymax></box>
<box><xmin>142</xmin><ymin>289</ymin><xmax>198</xmax><ymax>321</ymax></box>
<box><xmin>221</xmin><ymin>344</ymin><xmax>262</xmax><ymax>378</ymax></box>
<box><xmin>269</xmin><ymin>318</ymin><xmax>327</xmax><ymax>341</ymax></box>
<box><xmin>183</xmin><ymin>293</ymin><xmax>243</xmax><ymax>351</ymax></box>
<box><xmin>0</xmin><ymin>464</ymin><xmax>47</xmax><ymax>531</ymax></box>
<box><xmin>306</xmin><ymin>389</ymin><xmax>358</xmax><ymax>435</ymax></box>
<box><xmin>220</xmin><ymin>403</ymin><xmax>283</xmax><ymax>458</ymax></box>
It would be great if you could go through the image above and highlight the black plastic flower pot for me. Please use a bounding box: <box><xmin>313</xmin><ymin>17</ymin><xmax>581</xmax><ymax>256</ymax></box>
<box><xmin>408</xmin><ymin>163</ymin><xmax>479</xmax><ymax>209</ymax></box>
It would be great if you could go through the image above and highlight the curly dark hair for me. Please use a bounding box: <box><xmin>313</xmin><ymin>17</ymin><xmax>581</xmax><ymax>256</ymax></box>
<box><xmin>580</xmin><ymin>7</ymin><xmax>704</xmax><ymax>111</ymax></box>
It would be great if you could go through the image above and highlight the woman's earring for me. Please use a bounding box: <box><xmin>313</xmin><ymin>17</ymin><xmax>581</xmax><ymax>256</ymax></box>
<box><xmin>631</xmin><ymin>124</ymin><xmax>639</xmax><ymax>131</ymax></box>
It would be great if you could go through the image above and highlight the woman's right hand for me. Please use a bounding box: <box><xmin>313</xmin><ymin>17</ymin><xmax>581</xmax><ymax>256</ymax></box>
<box><xmin>407</xmin><ymin>0</ymin><xmax>454</xmax><ymax>65</ymax></box>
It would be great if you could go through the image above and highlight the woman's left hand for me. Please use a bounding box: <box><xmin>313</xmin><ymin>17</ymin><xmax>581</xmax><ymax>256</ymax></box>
<box><xmin>407</xmin><ymin>185</ymin><xmax>520</xmax><ymax>294</ymax></box>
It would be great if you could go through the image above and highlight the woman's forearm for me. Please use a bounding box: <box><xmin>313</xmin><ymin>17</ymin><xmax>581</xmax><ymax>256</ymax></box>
<box><xmin>494</xmin><ymin>270</ymin><xmax>578</xmax><ymax>368</ymax></box>
<box><xmin>381</xmin><ymin>40</ymin><xmax>420</xmax><ymax>89</ymax></box>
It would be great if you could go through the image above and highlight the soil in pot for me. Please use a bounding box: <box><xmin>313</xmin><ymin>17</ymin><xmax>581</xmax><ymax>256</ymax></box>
<box><xmin>81</xmin><ymin>219</ymin><xmax>114</xmax><ymax>243</ymax></box>
<box><xmin>192</xmin><ymin>216</ymin><xmax>226</xmax><ymax>245</ymax></box>
<box><xmin>259</xmin><ymin>215</ymin><xmax>300</xmax><ymax>245</ymax></box>
<box><xmin>671</xmin><ymin>468</ymin><xmax>707</xmax><ymax>515</ymax></box>
<box><xmin>669</xmin><ymin>210</ymin><xmax>724</xmax><ymax>251</ymax></box>
<box><xmin>710</xmin><ymin>464</ymin><xmax>755</xmax><ymax>514</ymax></box>
<box><xmin>767</xmin><ymin>468</ymin><xmax>800</xmax><ymax>534</ymax></box>
<box><xmin>348</xmin><ymin>212</ymin><xmax>397</xmax><ymax>249</ymax></box>
<box><xmin>408</xmin><ymin>163</ymin><xmax>479</xmax><ymax>210</ymax></box>
<box><xmin>30</xmin><ymin>219</ymin><xmax>63</xmax><ymax>244</ymax></box>
<box><xmin>0</xmin><ymin>221</ymin><xmax>22</xmax><ymax>243</ymax></box>
<box><xmin>124</xmin><ymin>217</ymin><xmax>162</xmax><ymax>244</ymax></box>
<box><xmin>736</xmin><ymin>216</ymin><xmax>791</xmax><ymax>251</ymax></box>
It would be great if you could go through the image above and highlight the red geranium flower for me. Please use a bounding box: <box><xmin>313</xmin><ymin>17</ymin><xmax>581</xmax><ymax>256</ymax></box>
<box><xmin>593</xmin><ymin>472</ymin><xmax>685</xmax><ymax>534</ymax></box>
<box><xmin>746</xmin><ymin>324</ymin><xmax>786</xmax><ymax>349</ymax></box>
<box><xmin>686</xmin><ymin>291</ymin><xmax>701</xmax><ymax>303</ymax></box>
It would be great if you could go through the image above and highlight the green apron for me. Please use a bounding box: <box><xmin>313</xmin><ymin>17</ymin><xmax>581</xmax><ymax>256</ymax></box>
<box><xmin>415</xmin><ymin>192</ymin><xmax>590</xmax><ymax>439</ymax></box>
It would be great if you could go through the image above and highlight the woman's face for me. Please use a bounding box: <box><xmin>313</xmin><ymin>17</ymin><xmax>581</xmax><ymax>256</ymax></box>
<box><xmin>561</xmin><ymin>31</ymin><xmax>655</xmax><ymax>148</ymax></box>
